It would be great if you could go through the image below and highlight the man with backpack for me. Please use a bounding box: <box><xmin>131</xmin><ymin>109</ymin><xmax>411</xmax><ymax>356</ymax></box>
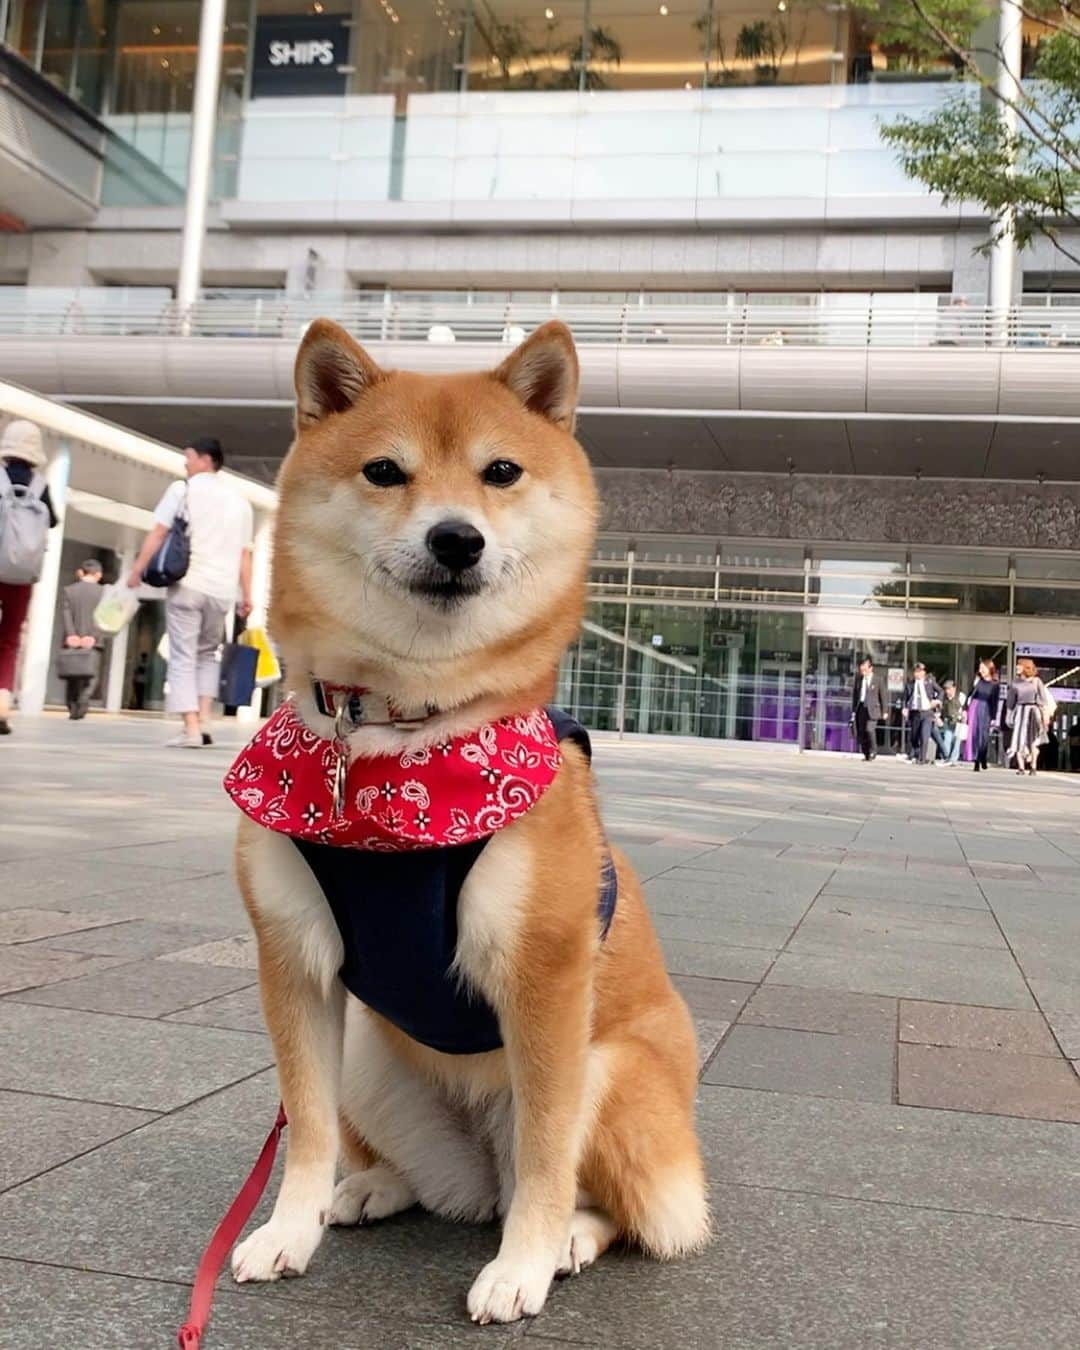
<box><xmin>128</xmin><ymin>437</ymin><xmax>253</xmax><ymax>748</ymax></box>
<box><xmin>0</xmin><ymin>420</ymin><xmax>58</xmax><ymax>736</ymax></box>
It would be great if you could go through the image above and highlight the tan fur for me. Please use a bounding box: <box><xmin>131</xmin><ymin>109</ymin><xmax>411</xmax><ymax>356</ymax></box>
<box><xmin>232</xmin><ymin>320</ymin><xmax>708</xmax><ymax>1320</ymax></box>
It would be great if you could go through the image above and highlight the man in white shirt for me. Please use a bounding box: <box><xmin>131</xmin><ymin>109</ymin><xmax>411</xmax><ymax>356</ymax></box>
<box><xmin>902</xmin><ymin>662</ymin><xmax>944</xmax><ymax>764</ymax></box>
<box><xmin>129</xmin><ymin>437</ymin><xmax>253</xmax><ymax>747</ymax></box>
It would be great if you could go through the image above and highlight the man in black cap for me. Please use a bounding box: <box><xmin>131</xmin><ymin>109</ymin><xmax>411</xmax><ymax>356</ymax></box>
<box><xmin>59</xmin><ymin>559</ymin><xmax>104</xmax><ymax>720</ymax></box>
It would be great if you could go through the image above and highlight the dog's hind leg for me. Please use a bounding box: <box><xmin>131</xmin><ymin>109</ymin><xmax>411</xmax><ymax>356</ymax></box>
<box><xmin>339</xmin><ymin>1000</ymin><xmax>498</xmax><ymax>1223</ymax></box>
<box><xmin>579</xmin><ymin>1035</ymin><xmax>709</xmax><ymax>1261</ymax></box>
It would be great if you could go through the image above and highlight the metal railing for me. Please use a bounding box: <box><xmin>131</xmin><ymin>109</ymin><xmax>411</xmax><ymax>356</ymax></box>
<box><xmin>1</xmin><ymin>291</ymin><xmax>1079</xmax><ymax>348</ymax></box>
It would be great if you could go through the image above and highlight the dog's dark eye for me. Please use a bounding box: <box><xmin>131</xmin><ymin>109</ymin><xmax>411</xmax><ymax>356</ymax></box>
<box><xmin>482</xmin><ymin>460</ymin><xmax>523</xmax><ymax>488</ymax></box>
<box><xmin>363</xmin><ymin>458</ymin><xmax>408</xmax><ymax>487</ymax></box>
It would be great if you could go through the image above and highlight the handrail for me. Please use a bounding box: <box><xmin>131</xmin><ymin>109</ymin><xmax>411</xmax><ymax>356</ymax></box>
<box><xmin>0</xmin><ymin>292</ymin><xmax>1079</xmax><ymax>349</ymax></box>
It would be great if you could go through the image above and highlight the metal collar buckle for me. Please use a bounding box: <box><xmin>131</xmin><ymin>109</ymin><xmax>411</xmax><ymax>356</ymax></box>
<box><xmin>311</xmin><ymin>678</ymin><xmax>439</xmax><ymax>732</ymax></box>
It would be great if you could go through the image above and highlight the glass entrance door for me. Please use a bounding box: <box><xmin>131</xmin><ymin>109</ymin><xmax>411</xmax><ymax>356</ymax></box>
<box><xmin>755</xmin><ymin>662</ymin><xmax>801</xmax><ymax>742</ymax></box>
<box><xmin>804</xmin><ymin>633</ymin><xmax>1011</xmax><ymax>755</ymax></box>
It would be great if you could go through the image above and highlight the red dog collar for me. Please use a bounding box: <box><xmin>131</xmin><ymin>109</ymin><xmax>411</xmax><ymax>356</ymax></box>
<box><xmin>224</xmin><ymin>700</ymin><xmax>562</xmax><ymax>850</ymax></box>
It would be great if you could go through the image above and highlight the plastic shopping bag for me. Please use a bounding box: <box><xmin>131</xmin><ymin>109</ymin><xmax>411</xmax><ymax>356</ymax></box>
<box><xmin>239</xmin><ymin>626</ymin><xmax>282</xmax><ymax>687</ymax></box>
<box><xmin>93</xmin><ymin>582</ymin><xmax>140</xmax><ymax>635</ymax></box>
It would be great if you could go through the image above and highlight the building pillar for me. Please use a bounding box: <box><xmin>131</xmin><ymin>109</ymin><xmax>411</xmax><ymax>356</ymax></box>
<box><xmin>987</xmin><ymin>0</ymin><xmax>1023</xmax><ymax>340</ymax></box>
<box><xmin>176</xmin><ymin>0</ymin><xmax>227</xmax><ymax>320</ymax></box>
<box><xmin>236</xmin><ymin>512</ymin><xmax>273</xmax><ymax>724</ymax></box>
<box><xmin>18</xmin><ymin>441</ymin><xmax>70</xmax><ymax>716</ymax></box>
<box><xmin>104</xmin><ymin>548</ymin><xmax>134</xmax><ymax>712</ymax></box>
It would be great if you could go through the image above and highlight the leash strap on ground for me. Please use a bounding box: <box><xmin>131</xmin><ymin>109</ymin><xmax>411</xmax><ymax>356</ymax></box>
<box><xmin>177</xmin><ymin>1103</ymin><xmax>288</xmax><ymax>1350</ymax></box>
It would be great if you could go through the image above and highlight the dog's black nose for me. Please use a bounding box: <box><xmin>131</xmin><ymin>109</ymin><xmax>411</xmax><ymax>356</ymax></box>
<box><xmin>426</xmin><ymin>520</ymin><xmax>485</xmax><ymax>572</ymax></box>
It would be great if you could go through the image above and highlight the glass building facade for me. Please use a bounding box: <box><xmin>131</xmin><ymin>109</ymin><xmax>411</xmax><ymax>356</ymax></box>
<box><xmin>556</xmin><ymin>535</ymin><xmax>1080</xmax><ymax>770</ymax></box>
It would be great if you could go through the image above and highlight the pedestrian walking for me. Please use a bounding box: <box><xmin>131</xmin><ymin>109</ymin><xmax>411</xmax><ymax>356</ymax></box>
<box><xmin>938</xmin><ymin>678</ymin><xmax>967</xmax><ymax>765</ymax></box>
<box><xmin>968</xmin><ymin>658</ymin><xmax>1001</xmax><ymax>773</ymax></box>
<box><xmin>128</xmin><ymin>437</ymin><xmax>253</xmax><ymax>748</ymax></box>
<box><xmin>902</xmin><ymin>662</ymin><xmax>943</xmax><ymax>764</ymax></box>
<box><xmin>850</xmin><ymin>654</ymin><xmax>886</xmax><ymax>760</ymax></box>
<box><xmin>0</xmin><ymin>420</ymin><xmax>59</xmax><ymax>736</ymax></box>
<box><xmin>1006</xmin><ymin>657</ymin><xmax>1052</xmax><ymax>777</ymax></box>
<box><xmin>57</xmin><ymin>560</ymin><xmax>105</xmax><ymax>719</ymax></box>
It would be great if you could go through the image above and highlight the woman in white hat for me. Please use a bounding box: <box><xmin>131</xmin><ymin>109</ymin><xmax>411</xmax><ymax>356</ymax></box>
<box><xmin>0</xmin><ymin>420</ymin><xmax>59</xmax><ymax>735</ymax></box>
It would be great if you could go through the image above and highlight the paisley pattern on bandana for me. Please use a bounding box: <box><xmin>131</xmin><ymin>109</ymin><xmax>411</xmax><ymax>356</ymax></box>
<box><xmin>224</xmin><ymin>699</ymin><xmax>563</xmax><ymax>850</ymax></box>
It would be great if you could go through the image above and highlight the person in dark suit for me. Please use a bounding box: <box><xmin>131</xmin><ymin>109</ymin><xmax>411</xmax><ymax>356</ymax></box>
<box><xmin>850</xmin><ymin>655</ymin><xmax>887</xmax><ymax>760</ymax></box>
<box><xmin>903</xmin><ymin>663</ymin><xmax>944</xmax><ymax>763</ymax></box>
<box><xmin>58</xmin><ymin>560</ymin><xmax>104</xmax><ymax>719</ymax></box>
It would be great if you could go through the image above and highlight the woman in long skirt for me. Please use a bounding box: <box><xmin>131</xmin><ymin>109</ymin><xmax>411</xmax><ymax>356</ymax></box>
<box><xmin>1006</xmin><ymin>658</ymin><xmax>1049</xmax><ymax>776</ymax></box>
<box><xmin>968</xmin><ymin>658</ymin><xmax>1000</xmax><ymax>773</ymax></box>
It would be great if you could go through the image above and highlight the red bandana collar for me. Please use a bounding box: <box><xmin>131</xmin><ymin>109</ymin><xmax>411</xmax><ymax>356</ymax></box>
<box><xmin>224</xmin><ymin>699</ymin><xmax>562</xmax><ymax>851</ymax></box>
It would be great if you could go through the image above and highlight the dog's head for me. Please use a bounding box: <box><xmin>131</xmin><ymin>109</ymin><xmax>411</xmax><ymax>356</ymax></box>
<box><xmin>271</xmin><ymin>319</ymin><xmax>597</xmax><ymax>704</ymax></box>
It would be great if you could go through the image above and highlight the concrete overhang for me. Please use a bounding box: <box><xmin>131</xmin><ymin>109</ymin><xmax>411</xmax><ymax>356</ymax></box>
<box><xmin>4</xmin><ymin>335</ymin><xmax>1077</xmax><ymax>484</ymax></box>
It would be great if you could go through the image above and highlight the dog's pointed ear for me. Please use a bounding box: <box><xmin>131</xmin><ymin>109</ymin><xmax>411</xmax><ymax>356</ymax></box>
<box><xmin>494</xmin><ymin>321</ymin><xmax>579</xmax><ymax>431</ymax></box>
<box><xmin>295</xmin><ymin>319</ymin><xmax>383</xmax><ymax>428</ymax></box>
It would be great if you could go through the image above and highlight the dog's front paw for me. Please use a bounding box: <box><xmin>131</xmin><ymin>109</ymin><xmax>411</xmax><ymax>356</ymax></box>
<box><xmin>231</xmin><ymin>1215</ymin><xmax>324</xmax><ymax>1283</ymax></box>
<box><xmin>328</xmin><ymin>1166</ymin><xmax>416</xmax><ymax>1226</ymax></box>
<box><xmin>467</xmin><ymin>1254</ymin><xmax>555</xmax><ymax>1325</ymax></box>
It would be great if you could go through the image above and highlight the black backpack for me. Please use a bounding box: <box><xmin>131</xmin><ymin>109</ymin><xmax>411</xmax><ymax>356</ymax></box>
<box><xmin>143</xmin><ymin>487</ymin><xmax>190</xmax><ymax>588</ymax></box>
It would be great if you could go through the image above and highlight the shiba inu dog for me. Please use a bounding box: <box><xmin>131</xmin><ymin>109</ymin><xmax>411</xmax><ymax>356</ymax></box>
<box><xmin>228</xmin><ymin>319</ymin><xmax>709</xmax><ymax>1324</ymax></box>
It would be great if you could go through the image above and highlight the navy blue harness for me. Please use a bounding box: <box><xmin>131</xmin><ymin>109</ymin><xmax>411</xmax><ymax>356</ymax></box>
<box><xmin>291</xmin><ymin>708</ymin><xmax>617</xmax><ymax>1055</ymax></box>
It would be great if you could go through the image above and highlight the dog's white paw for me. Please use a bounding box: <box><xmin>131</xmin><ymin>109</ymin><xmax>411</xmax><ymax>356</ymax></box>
<box><xmin>231</xmin><ymin>1215</ymin><xmax>324</xmax><ymax>1283</ymax></box>
<box><xmin>328</xmin><ymin>1167</ymin><xmax>416</xmax><ymax>1226</ymax></box>
<box><xmin>556</xmin><ymin>1209</ymin><xmax>614</xmax><ymax>1277</ymax></box>
<box><xmin>467</xmin><ymin>1254</ymin><xmax>554</xmax><ymax>1325</ymax></box>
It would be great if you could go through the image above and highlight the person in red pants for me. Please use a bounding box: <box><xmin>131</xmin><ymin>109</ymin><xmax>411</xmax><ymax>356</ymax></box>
<box><xmin>0</xmin><ymin>421</ymin><xmax>59</xmax><ymax>735</ymax></box>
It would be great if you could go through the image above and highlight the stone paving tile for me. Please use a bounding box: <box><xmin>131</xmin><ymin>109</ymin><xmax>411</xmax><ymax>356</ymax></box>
<box><xmin>898</xmin><ymin>1044</ymin><xmax>1080</xmax><ymax>1123</ymax></box>
<box><xmin>611</xmin><ymin>841</ymin><xmax>715</xmax><ymax>881</ymax></box>
<box><xmin>0</xmin><ymin>1260</ymin><xmax>528</xmax><ymax>1350</ymax></box>
<box><xmin>1042</xmin><ymin>1010</ymin><xmax>1080</xmax><ymax>1060</ymax></box>
<box><xmin>644</xmin><ymin>873</ymin><xmax>819</xmax><ymax>926</ymax></box>
<box><xmin>670</xmin><ymin>975</ymin><xmax>755</xmax><ymax>1021</ymax></box>
<box><xmin>651</xmin><ymin>911</ymin><xmax>793</xmax><ymax>950</ymax></box>
<box><xmin>0</xmin><ymin>947</ymin><xmax>123</xmax><ymax>996</ymax></box>
<box><xmin>0</xmin><ymin>1002</ymin><xmax>272</xmax><ymax>1111</ymax></box>
<box><xmin>165</xmin><ymin>984</ymin><xmax>268</xmax><ymax>1035</ymax></box>
<box><xmin>0</xmin><ymin>1092</ymin><xmax>156</xmax><ymax>1192</ymax></box>
<box><xmin>0</xmin><ymin>855</ymin><xmax>223</xmax><ymax>911</ymax></box>
<box><xmin>692</xmin><ymin>1018</ymin><xmax>730</xmax><ymax>1072</ymax></box>
<box><xmin>6</xmin><ymin>959</ymin><xmax>256</xmax><ymax>1019</ymax></box>
<box><xmin>824</xmin><ymin>872</ymin><xmax>986</xmax><ymax>909</ymax></box>
<box><xmin>766</xmin><ymin>946</ymin><xmax>1036</xmax><ymax>1009</ymax></box>
<box><xmin>660</xmin><ymin>937</ymin><xmax>775</xmax><ymax>982</ymax></box>
<box><xmin>159</xmin><ymin>934</ymin><xmax>258</xmax><ymax>969</ymax></box>
<box><xmin>1029</xmin><ymin>976</ymin><xmax>1080</xmax><ymax>1016</ymax></box>
<box><xmin>899</xmin><ymin>1002</ymin><xmax>1060</xmax><ymax>1056</ymax></box>
<box><xmin>795</xmin><ymin>896</ymin><xmax>1006</xmax><ymax>951</ymax></box>
<box><xmin>37</xmin><ymin>918</ymin><xmax>240</xmax><ymax>959</ymax></box>
<box><xmin>702</xmin><ymin>1025</ymin><xmax>895</xmax><ymax>1104</ymax></box>
<box><xmin>698</xmin><ymin>1084</ymin><xmax>1080</xmax><ymax>1225</ymax></box>
<box><xmin>0</xmin><ymin>908</ymin><xmax>125</xmax><ymax>945</ymax></box>
<box><xmin>739</xmin><ymin>986</ymin><xmax>897</xmax><ymax>1040</ymax></box>
<box><xmin>532</xmin><ymin>1183</ymin><xmax>1080</xmax><ymax>1350</ymax></box>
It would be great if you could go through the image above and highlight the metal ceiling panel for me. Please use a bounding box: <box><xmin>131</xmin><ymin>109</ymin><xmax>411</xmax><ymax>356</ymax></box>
<box><xmin>846</xmin><ymin>418</ymin><xmax>992</xmax><ymax>476</ymax></box>
<box><xmin>867</xmin><ymin>349</ymin><xmax>1001</xmax><ymax>415</ymax></box>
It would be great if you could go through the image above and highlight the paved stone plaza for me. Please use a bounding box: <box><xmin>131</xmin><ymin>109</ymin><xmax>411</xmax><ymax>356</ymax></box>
<box><xmin>2</xmin><ymin>715</ymin><xmax>1080</xmax><ymax>1348</ymax></box>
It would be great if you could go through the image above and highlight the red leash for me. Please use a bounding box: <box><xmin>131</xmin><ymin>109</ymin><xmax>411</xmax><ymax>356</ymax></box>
<box><xmin>177</xmin><ymin>1103</ymin><xmax>288</xmax><ymax>1349</ymax></box>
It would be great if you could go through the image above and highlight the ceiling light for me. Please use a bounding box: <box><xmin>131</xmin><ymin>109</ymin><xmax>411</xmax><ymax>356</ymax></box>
<box><xmin>313</xmin><ymin>0</ymin><xmax>324</xmax><ymax>11</ymax></box>
<box><xmin>777</xmin><ymin>0</ymin><xmax>787</xmax><ymax>9</ymax></box>
<box><xmin>659</xmin><ymin>3</ymin><xmax>668</xmax><ymax>12</ymax></box>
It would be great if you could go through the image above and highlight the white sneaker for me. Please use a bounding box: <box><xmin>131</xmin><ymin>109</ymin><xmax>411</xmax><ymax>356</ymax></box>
<box><xmin>165</xmin><ymin>733</ymin><xmax>204</xmax><ymax>749</ymax></box>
